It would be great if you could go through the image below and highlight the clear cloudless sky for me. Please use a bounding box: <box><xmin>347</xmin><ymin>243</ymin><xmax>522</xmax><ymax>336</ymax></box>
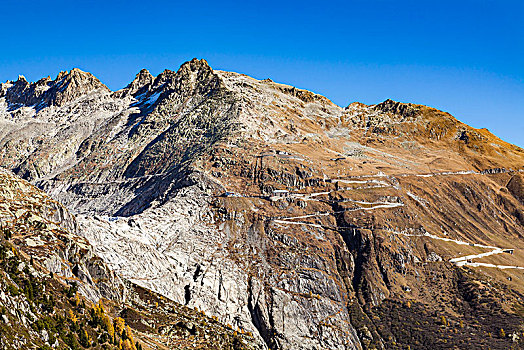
<box><xmin>1</xmin><ymin>0</ymin><xmax>523</xmax><ymax>146</ymax></box>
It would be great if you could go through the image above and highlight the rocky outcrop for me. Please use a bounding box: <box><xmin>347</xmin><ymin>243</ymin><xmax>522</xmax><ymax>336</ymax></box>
<box><xmin>0</xmin><ymin>169</ymin><xmax>125</xmax><ymax>303</ymax></box>
<box><xmin>506</xmin><ymin>174</ymin><xmax>524</xmax><ymax>204</ymax></box>
<box><xmin>373</xmin><ymin>98</ymin><xmax>419</xmax><ymax>118</ymax></box>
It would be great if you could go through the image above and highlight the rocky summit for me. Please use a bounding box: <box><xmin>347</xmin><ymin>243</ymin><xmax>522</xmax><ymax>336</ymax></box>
<box><xmin>0</xmin><ymin>58</ymin><xmax>523</xmax><ymax>349</ymax></box>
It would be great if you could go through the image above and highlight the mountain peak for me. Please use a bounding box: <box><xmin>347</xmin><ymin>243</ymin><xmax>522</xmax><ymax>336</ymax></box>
<box><xmin>178</xmin><ymin>57</ymin><xmax>212</xmax><ymax>72</ymax></box>
<box><xmin>374</xmin><ymin>98</ymin><xmax>420</xmax><ymax>118</ymax></box>
<box><xmin>56</xmin><ymin>67</ymin><xmax>88</xmax><ymax>79</ymax></box>
<box><xmin>169</xmin><ymin>58</ymin><xmax>223</xmax><ymax>94</ymax></box>
<box><xmin>1</xmin><ymin>68</ymin><xmax>109</xmax><ymax>110</ymax></box>
<box><xmin>114</xmin><ymin>68</ymin><xmax>154</xmax><ymax>98</ymax></box>
<box><xmin>137</xmin><ymin>68</ymin><xmax>152</xmax><ymax>77</ymax></box>
<box><xmin>134</xmin><ymin>58</ymin><xmax>223</xmax><ymax>99</ymax></box>
<box><xmin>43</xmin><ymin>68</ymin><xmax>109</xmax><ymax>107</ymax></box>
<box><xmin>175</xmin><ymin>58</ymin><xmax>214</xmax><ymax>83</ymax></box>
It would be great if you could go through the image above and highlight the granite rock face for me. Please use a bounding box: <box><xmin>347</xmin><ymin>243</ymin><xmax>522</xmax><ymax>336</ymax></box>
<box><xmin>1</xmin><ymin>59</ymin><xmax>523</xmax><ymax>349</ymax></box>
<box><xmin>0</xmin><ymin>168</ymin><xmax>125</xmax><ymax>303</ymax></box>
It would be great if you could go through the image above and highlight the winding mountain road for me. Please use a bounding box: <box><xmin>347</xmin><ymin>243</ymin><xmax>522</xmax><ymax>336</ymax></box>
<box><xmin>389</xmin><ymin>230</ymin><xmax>523</xmax><ymax>270</ymax></box>
<box><xmin>236</xmin><ymin>167</ymin><xmax>524</xmax><ymax>271</ymax></box>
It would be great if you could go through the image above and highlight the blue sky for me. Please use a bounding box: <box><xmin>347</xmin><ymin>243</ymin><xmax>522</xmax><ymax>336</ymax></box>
<box><xmin>1</xmin><ymin>0</ymin><xmax>523</xmax><ymax>146</ymax></box>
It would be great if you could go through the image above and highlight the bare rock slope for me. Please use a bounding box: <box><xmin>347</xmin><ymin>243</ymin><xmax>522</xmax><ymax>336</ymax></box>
<box><xmin>0</xmin><ymin>168</ymin><xmax>259</xmax><ymax>349</ymax></box>
<box><xmin>1</xmin><ymin>59</ymin><xmax>524</xmax><ymax>349</ymax></box>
